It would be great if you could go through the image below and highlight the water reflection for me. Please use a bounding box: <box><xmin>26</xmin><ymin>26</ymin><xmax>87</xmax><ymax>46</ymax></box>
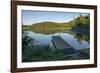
<box><xmin>25</xmin><ymin>29</ymin><xmax>90</xmax><ymax>50</ymax></box>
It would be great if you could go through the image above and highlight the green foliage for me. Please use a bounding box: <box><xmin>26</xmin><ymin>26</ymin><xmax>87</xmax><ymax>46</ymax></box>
<box><xmin>22</xmin><ymin>25</ymin><xmax>31</xmax><ymax>31</ymax></box>
<box><xmin>22</xmin><ymin>31</ymin><xmax>35</xmax><ymax>61</ymax></box>
<box><xmin>22</xmin><ymin>45</ymin><xmax>64</xmax><ymax>62</ymax></box>
<box><xmin>74</xmin><ymin>15</ymin><xmax>90</xmax><ymax>28</ymax></box>
<box><xmin>30</xmin><ymin>22</ymin><xmax>71</xmax><ymax>30</ymax></box>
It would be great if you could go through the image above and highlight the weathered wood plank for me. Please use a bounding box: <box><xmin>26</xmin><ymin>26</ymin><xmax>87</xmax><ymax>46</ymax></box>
<box><xmin>52</xmin><ymin>36</ymin><xmax>72</xmax><ymax>49</ymax></box>
<box><xmin>52</xmin><ymin>36</ymin><xmax>79</xmax><ymax>56</ymax></box>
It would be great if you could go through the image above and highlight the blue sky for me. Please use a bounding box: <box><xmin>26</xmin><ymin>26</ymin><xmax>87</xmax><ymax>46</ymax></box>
<box><xmin>22</xmin><ymin>10</ymin><xmax>89</xmax><ymax>25</ymax></box>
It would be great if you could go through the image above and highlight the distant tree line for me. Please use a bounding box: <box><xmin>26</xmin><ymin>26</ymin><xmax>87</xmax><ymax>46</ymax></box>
<box><xmin>22</xmin><ymin>14</ymin><xmax>90</xmax><ymax>32</ymax></box>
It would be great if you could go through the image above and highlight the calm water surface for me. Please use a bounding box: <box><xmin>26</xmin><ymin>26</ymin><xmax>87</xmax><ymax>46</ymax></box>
<box><xmin>26</xmin><ymin>31</ymin><xmax>89</xmax><ymax>50</ymax></box>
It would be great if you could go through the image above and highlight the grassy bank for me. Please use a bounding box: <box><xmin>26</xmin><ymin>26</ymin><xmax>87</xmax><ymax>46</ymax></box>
<box><xmin>22</xmin><ymin>45</ymin><xmax>90</xmax><ymax>62</ymax></box>
<box><xmin>22</xmin><ymin>45</ymin><xmax>64</xmax><ymax>62</ymax></box>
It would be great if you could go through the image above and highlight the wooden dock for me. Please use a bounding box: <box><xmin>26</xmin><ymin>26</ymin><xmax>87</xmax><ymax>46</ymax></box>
<box><xmin>52</xmin><ymin>36</ymin><xmax>79</xmax><ymax>56</ymax></box>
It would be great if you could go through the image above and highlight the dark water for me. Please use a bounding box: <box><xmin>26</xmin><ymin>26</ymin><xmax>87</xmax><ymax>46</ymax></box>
<box><xmin>26</xmin><ymin>31</ymin><xmax>89</xmax><ymax>50</ymax></box>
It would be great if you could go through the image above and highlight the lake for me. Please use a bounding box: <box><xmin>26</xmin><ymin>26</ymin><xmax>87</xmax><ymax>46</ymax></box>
<box><xmin>25</xmin><ymin>30</ymin><xmax>90</xmax><ymax>50</ymax></box>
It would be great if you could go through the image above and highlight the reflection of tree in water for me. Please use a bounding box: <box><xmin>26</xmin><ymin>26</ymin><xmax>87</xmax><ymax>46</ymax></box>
<box><xmin>31</xmin><ymin>28</ymin><xmax>68</xmax><ymax>35</ymax></box>
<box><xmin>74</xmin><ymin>32</ymin><xmax>90</xmax><ymax>44</ymax></box>
<box><xmin>22</xmin><ymin>31</ymin><xmax>32</xmax><ymax>48</ymax></box>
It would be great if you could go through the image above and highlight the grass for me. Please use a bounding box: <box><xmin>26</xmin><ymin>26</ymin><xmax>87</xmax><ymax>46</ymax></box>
<box><xmin>22</xmin><ymin>45</ymin><xmax>64</xmax><ymax>62</ymax></box>
<box><xmin>22</xmin><ymin>44</ymin><xmax>90</xmax><ymax>62</ymax></box>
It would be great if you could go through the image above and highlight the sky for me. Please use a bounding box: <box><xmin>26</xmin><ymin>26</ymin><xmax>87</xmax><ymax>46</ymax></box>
<box><xmin>22</xmin><ymin>10</ymin><xmax>89</xmax><ymax>25</ymax></box>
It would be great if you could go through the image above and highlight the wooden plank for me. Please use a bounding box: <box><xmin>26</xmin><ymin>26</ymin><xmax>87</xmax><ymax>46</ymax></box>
<box><xmin>52</xmin><ymin>36</ymin><xmax>79</xmax><ymax>56</ymax></box>
<box><xmin>52</xmin><ymin>36</ymin><xmax>72</xmax><ymax>49</ymax></box>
